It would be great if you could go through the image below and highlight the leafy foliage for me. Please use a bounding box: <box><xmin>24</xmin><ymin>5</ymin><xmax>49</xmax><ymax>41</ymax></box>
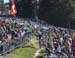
<box><xmin>15</xmin><ymin>0</ymin><xmax>73</xmax><ymax>28</ymax></box>
<box><xmin>38</xmin><ymin>0</ymin><xmax>73</xmax><ymax>27</ymax></box>
<box><xmin>15</xmin><ymin>0</ymin><xmax>32</xmax><ymax>17</ymax></box>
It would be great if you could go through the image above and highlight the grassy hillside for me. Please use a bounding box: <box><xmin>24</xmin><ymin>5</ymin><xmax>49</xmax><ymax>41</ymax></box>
<box><xmin>10</xmin><ymin>35</ymin><xmax>39</xmax><ymax>58</ymax></box>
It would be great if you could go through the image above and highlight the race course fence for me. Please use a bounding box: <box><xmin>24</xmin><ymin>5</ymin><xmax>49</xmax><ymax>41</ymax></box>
<box><xmin>0</xmin><ymin>32</ymin><xmax>31</xmax><ymax>55</ymax></box>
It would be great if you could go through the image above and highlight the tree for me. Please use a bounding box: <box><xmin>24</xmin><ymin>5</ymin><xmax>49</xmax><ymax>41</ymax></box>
<box><xmin>15</xmin><ymin>0</ymin><xmax>32</xmax><ymax>17</ymax></box>
<box><xmin>38</xmin><ymin>0</ymin><xmax>73</xmax><ymax>27</ymax></box>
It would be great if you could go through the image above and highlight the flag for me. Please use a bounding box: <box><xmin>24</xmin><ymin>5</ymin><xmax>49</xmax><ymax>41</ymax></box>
<box><xmin>10</xmin><ymin>0</ymin><xmax>17</xmax><ymax>16</ymax></box>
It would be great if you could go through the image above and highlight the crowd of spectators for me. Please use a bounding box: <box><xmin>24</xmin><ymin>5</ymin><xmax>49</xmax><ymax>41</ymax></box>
<box><xmin>34</xmin><ymin>21</ymin><xmax>75</xmax><ymax>58</ymax></box>
<box><xmin>0</xmin><ymin>17</ymin><xmax>75</xmax><ymax>58</ymax></box>
<box><xmin>0</xmin><ymin>17</ymin><xmax>33</xmax><ymax>54</ymax></box>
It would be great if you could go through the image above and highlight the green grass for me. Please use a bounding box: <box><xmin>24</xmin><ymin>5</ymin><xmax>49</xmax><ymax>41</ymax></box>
<box><xmin>39</xmin><ymin>48</ymin><xmax>46</xmax><ymax>53</ymax></box>
<box><xmin>10</xmin><ymin>47</ymin><xmax>37</xmax><ymax>58</ymax></box>
<box><xmin>10</xmin><ymin>35</ymin><xmax>39</xmax><ymax>58</ymax></box>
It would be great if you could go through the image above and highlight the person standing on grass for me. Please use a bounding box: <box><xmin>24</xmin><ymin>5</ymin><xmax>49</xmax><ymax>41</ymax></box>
<box><xmin>65</xmin><ymin>35</ymin><xmax>72</xmax><ymax>56</ymax></box>
<box><xmin>72</xmin><ymin>36</ymin><xmax>75</xmax><ymax>57</ymax></box>
<box><xmin>37</xmin><ymin>30</ymin><xmax>43</xmax><ymax>49</ymax></box>
<box><xmin>49</xmin><ymin>34</ymin><xmax>55</xmax><ymax>50</ymax></box>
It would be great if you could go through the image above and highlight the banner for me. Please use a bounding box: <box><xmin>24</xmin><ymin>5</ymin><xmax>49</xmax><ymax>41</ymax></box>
<box><xmin>10</xmin><ymin>0</ymin><xmax>17</xmax><ymax>16</ymax></box>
